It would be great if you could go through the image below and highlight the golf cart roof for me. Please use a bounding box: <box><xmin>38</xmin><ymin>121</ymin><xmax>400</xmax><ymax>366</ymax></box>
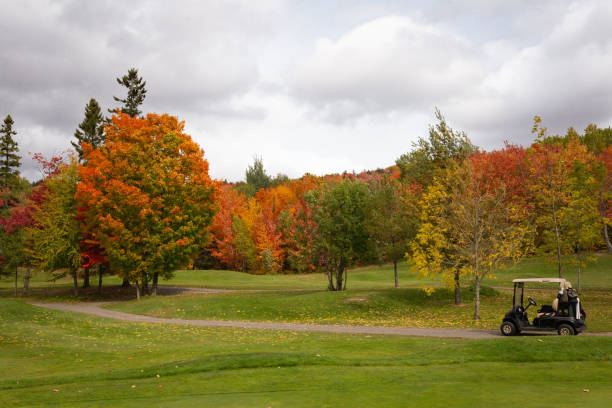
<box><xmin>512</xmin><ymin>278</ymin><xmax>566</xmax><ymax>284</ymax></box>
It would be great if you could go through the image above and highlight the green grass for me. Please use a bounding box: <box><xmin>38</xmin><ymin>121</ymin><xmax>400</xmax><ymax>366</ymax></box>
<box><xmin>2</xmin><ymin>298</ymin><xmax>612</xmax><ymax>407</ymax></box>
<box><xmin>165</xmin><ymin>253</ymin><xmax>612</xmax><ymax>290</ymax></box>
<box><xmin>104</xmin><ymin>254</ymin><xmax>612</xmax><ymax>333</ymax></box>
<box><xmin>495</xmin><ymin>253</ymin><xmax>612</xmax><ymax>289</ymax></box>
<box><xmin>160</xmin><ymin>262</ymin><xmax>437</xmax><ymax>290</ymax></box>
<box><xmin>108</xmin><ymin>285</ymin><xmax>612</xmax><ymax>332</ymax></box>
<box><xmin>3</xmin><ymin>254</ymin><xmax>611</xmax><ymax>296</ymax></box>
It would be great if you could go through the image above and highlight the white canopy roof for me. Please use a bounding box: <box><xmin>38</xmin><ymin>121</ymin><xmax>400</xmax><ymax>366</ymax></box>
<box><xmin>512</xmin><ymin>278</ymin><xmax>566</xmax><ymax>284</ymax></box>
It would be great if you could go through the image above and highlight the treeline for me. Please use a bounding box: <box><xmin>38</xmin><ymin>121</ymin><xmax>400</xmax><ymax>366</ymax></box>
<box><xmin>205</xmin><ymin>110</ymin><xmax>612</xmax><ymax>319</ymax></box>
<box><xmin>2</xmin><ymin>68</ymin><xmax>612</xmax><ymax>317</ymax></box>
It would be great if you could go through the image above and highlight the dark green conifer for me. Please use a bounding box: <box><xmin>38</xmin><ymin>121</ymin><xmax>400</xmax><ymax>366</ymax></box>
<box><xmin>73</xmin><ymin>98</ymin><xmax>105</xmax><ymax>162</ymax></box>
<box><xmin>109</xmin><ymin>68</ymin><xmax>147</xmax><ymax>118</ymax></box>
<box><xmin>0</xmin><ymin>115</ymin><xmax>21</xmax><ymax>209</ymax></box>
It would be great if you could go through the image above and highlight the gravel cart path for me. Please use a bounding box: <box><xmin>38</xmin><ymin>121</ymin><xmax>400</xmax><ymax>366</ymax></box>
<box><xmin>31</xmin><ymin>301</ymin><xmax>611</xmax><ymax>339</ymax></box>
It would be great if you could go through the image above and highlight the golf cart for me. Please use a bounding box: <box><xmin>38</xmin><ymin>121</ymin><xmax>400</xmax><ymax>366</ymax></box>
<box><xmin>500</xmin><ymin>278</ymin><xmax>586</xmax><ymax>336</ymax></box>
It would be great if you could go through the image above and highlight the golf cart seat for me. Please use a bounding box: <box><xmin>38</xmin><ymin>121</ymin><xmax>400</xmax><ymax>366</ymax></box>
<box><xmin>537</xmin><ymin>298</ymin><xmax>558</xmax><ymax>318</ymax></box>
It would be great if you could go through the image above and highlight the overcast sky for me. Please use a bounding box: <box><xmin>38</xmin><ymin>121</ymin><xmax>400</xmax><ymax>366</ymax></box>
<box><xmin>2</xmin><ymin>0</ymin><xmax>612</xmax><ymax>181</ymax></box>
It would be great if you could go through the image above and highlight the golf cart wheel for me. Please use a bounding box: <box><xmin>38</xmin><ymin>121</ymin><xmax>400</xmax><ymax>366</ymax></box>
<box><xmin>558</xmin><ymin>324</ymin><xmax>575</xmax><ymax>336</ymax></box>
<box><xmin>500</xmin><ymin>321</ymin><xmax>517</xmax><ymax>336</ymax></box>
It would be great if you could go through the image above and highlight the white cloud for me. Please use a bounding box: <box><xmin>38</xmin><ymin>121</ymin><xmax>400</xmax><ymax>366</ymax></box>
<box><xmin>289</xmin><ymin>1</ymin><xmax>612</xmax><ymax>149</ymax></box>
<box><xmin>290</xmin><ymin>16</ymin><xmax>483</xmax><ymax>122</ymax></box>
<box><xmin>447</xmin><ymin>0</ymin><xmax>612</xmax><ymax>146</ymax></box>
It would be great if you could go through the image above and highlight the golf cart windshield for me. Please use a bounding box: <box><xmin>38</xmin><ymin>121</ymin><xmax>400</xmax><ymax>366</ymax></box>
<box><xmin>512</xmin><ymin>278</ymin><xmax>569</xmax><ymax>308</ymax></box>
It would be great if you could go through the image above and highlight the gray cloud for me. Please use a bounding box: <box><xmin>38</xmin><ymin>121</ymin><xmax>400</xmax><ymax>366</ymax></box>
<box><xmin>0</xmin><ymin>0</ymin><xmax>283</xmax><ymax>180</ymax></box>
<box><xmin>2</xmin><ymin>0</ymin><xmax>612</xmax><ymax>182</ymax></box>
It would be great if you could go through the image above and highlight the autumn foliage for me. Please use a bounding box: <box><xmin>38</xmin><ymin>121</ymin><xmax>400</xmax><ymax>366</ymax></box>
<box><xmin>76</xmin><ymin>113</ymin><xmax>218</xmax><ymax>294</ymax></box>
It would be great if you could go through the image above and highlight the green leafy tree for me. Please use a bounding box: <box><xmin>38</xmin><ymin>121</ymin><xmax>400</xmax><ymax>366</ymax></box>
<box><xmin>110</xmin><ymin>68</ymin><xmax>147</xmax><ymax>118</ymax></box>
<box><xmin>237</xmin><ymin>156</ymin><xmax>272</xmax><ymax>197</ymax></box>
<box><xmin>307</xmin><ymin>180</ymin><xmax>372</xmax><ymax>291</ymax></box>
<box><xmin>581</xmin><ymin>124</ymin><xmax>612</xmax><ymax>153</ymax></box>
<box><xmin>0</xmin><ymin>115</ymin><xmax>21</xmax><ymax>213</ymax></box>
<box><xmin>560</xmin><ymin>160</ymin><xmax>602</xmax><ymax>294</ymax></box>
<box><xmin>232</xmin><ymin>215</ymin><xmax>257</xmax><ymax>272</ymax></box>
<box><xmin>73</xmin><ymin>98</ymin><xmax>105</xmax><ymax>162</ymax></box>
<box><xmin>271</xmin><ymin>173</ymin><xmax>290</xmax><ymax>187</ymax></box>
<box><xmin>28</xmin><ymin>158</ymin><xmax>81</xmax><ymax>296</ymax></box>
<box><xmin>395</xmin><ymin>108</ymin><xmax>476</xmax><ymax>188</ymax></box>
<box><xmin>368</xmin><ymin>177</ymin><xmax>417</xmax><ymax>288</ymax></box>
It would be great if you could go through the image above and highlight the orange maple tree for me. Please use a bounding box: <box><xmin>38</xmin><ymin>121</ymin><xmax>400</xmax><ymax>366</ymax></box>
<box><xmin>76</xmin><ymin>113</ymin><xmax>219</xmax><ymax>297</ymax></box>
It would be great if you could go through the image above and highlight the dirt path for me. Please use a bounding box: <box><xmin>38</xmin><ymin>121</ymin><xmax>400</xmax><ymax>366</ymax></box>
<box><xmin>30</xmin><ymin>301</ymin><xmax>500</xmax><ymax>339</ymax></box>
<box><xmin>31</xmin><ymin>302</ymin><xmax>612</xmax><ymax>338</ymax></box>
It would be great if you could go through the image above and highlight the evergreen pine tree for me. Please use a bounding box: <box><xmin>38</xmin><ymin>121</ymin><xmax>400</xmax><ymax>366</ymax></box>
<box><xmin>0</xmin><ymin>115</ymin><xmax>21</xmax><ymax>211</ymax></box>
<box><xmin>109</xmin><ymin>68</ymin><xmax>147</xmax><ymax>118</ymax></box>
<box><xmin>73</xmin><ymin>98</ymin><xmax>105</xmax><ymax>162</ymax></box>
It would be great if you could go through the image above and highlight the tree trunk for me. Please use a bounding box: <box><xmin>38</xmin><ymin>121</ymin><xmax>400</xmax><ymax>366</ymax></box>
<box><xmin>335</xmin><ymin>264</ymin><xmax>345</xmax><ymax>291</ymax></box>
<box><xmin>98</xmin><ymin>264</ymin><xmax>103</xmax><ymax>295</ymax></box>
<box><xmin>599</xmin><ymin>190</ymin><xmax>612</xmax><ymax>253</ymax></box>
<box><xmin>135</xmin><ymin>281</ymin><xmax>140</xmax><ymax>300</ymax></box>
<box><xmin>14</xmin><ymin>267</ymin><xmax>18</xmax><ymax>297</ymax></box>
<box><xmin>393</xmin><ymin>260</ymin><xmax>399</xmax><ymax>288</ymax></box>
<box><xmin>328</xmin><ymin>261</ymin><xmax>347</xmax><ymax>292</ymax></box>
<box><xmin>72</xmin><ymin>269</ymin><xmax>79</xmax><ymax>296</ymax></box>
<box><xmin>473</xmin><ymin>279</ymin><xmax>481</xmax><ymax>320</ymax></box>
<box><xmin>142</xmin><ymin>274</ymin><xmax>149</xmax><ymax>296</ymax></box>
<box><xmin>122</xmin><ymin>278</ymin><xmax>130</xmax><ymax>288</ymax></box>
<box><xmin>82</xmin><ymin>267</ymin><xmax>90</xmax><ymax>288</ymax></box>
<box><xmin>454</xmin><ymin>270</ymin><xmax>461</xmax><ymax>305</ymax></box>
<box><xmin>152</xmin><ymin>272</ymin><xmax>158</xmax><ymax>296</ymax></box>
<box><xmin>577</xmin><ymin>253</ymin><xmax>582</xmax><ymax>295</ymax></box>
<box><xmin>551</xmin><ymin>195</ymin><xmax>563</xmax><ymax>278</ymax></box>
<box><xmin>22</xmin><ymin>267</ymin><xmax>31</xmax><ymax>295</ymax></box>
<box><xmin>603</xmin><ymin>224</ymin><xmax>612</xmax><ymax>253</ymax></box>
<box><xmin>326</xmin><ymin>267</ymin><xmax>335</xmax><ymax>291</ymax></box>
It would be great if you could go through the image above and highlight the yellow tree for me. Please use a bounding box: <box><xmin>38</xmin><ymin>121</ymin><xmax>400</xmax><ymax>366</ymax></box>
<box><xmin>410</xmin><ymin>174</ymin><xmax>465</xmax><ymax>305</ymax></box>
<box><xmin>411</xmin><ymin>161</ymin><xmax>527</xmax><ymax>319</ymax></box>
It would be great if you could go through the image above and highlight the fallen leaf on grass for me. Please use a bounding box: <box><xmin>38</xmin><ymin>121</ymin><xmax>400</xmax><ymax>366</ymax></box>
<box><xmin>53</xmin><ymin>389</ymin><xmax>59</xmax><ymax>392</ymax></box>
<box><xmin>131</xmin><ymin>385</ymin><xmax>136</xmax><ymax>388</ymax></box>
<box><xmin>537</xmin><ymin>339</ymin><xmax>543</xmax><ymax>342</ymax></box>
<box><xmin>583</xmin><ymin>389</ymin><xmax>590</xmax><ymax>393</ymax></box>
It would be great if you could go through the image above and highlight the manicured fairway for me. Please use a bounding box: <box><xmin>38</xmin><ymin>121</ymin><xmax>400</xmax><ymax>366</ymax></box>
<box><xmin>104</xmin><ymin>254</ymin><xmax>612</xmax><ymax>332</ymax></box>
<box><xmin>2</xmin><ymin>254</ymin><xmax>611</xmax><ymax>297</ymax></box>
<box><xmin>160</xmin><ymin>262</ymin><xmax>436</xmax><ymax>290</ymax></box>
<box><xmin>154</xmin><ymin>253</ymin><xmax>612</xmax><ymax>290</ymax></box>
<box><xmin>1</xmin><ymin>299</ymin><xmax>611</xmax><ymax>407</ymax></box>
<box><xmin>108</xmin><ymin>286</ymin><xmax>612</xmax><ymax>332</ymax></box>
